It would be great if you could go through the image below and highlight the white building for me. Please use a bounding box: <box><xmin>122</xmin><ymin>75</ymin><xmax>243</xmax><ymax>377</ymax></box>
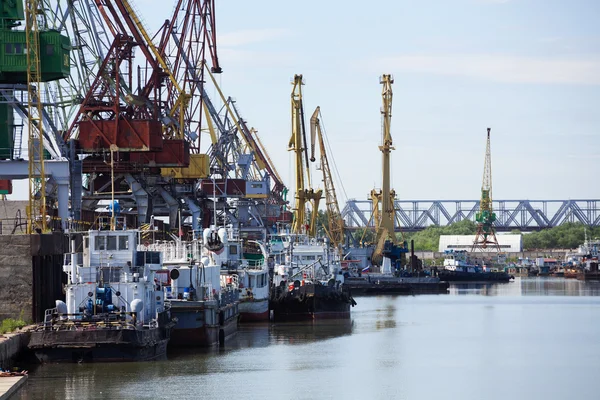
<box><xmin>438</xmin><ymin>234</ymin><xmax>522</xmax><ymax>253</ymax></box>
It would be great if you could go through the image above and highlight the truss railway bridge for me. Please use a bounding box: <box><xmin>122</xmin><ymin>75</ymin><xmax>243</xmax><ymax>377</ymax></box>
<box><xmin>342</xmin><ymin>199</ymin><xmax>600</xmax><ymax>233</ymax></box>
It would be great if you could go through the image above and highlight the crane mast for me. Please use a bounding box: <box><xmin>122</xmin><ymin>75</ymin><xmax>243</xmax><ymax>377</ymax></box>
<box><xmin>289</xmin><ymin>74</ymin><xmax>321</xmax><ymax>236</ymax></box>
<box><xmin>371</xmin><ymin>75</ymin><xmax>397</xmax><ymax>245</ymax></box>
<box><xmin>310</xmin><ymin>106</ymin><xmax>343</xmax><ymax>249</ymax></box>
<box><xmin>472</xmin><ymin>127</ymin><xmax>501</xmax><ymax>252</ymax></box>
<box><xmin>25</xmin><ymin>0</ymin><xmax>47</xmax><ymax>233</ymax></box>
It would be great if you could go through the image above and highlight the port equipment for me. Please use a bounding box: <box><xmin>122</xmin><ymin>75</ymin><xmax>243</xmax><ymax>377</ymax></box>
<box><xmin>365</xmin><ymin>75</ymin><xmax>407</xmax><ymax>266</ymax></box>
<box><xmin>310</xmin><ymin>106</ymin><xmax>344</xmax><ymax>250</ymax></box>
<box><xmin>471</xmin><ymin>128</ymin><xmax>500</xmax><ymax>252</ymax></box>
<box><xmin>0</xmin><ymin>0</ymin><xmax>71</xmax><ymax>231</ymax></box>
<box><xmin>289</xmin><ymin>74</ymin><xmax>322</xmax><ymax>237</ymax></box>
<box><xmin>471</xmin><ymin>128</ymin><xmax>501</xmax><ymax>252</ymax></box>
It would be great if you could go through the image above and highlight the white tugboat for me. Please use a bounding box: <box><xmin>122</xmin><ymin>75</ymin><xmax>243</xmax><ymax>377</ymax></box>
<box><xmin>144</xmin><ymin>230</ymin><xmax>240</xmax><ymax>347</ymax></box>
<box><xmin>28</xmin><ymin>219</ymin><xmax>175</xmax><ymax>363</ymax></box>
<box><xmin>204</xmin><ymin>226</ymin><xmax>270</xmax><ymax>322</ymax></box>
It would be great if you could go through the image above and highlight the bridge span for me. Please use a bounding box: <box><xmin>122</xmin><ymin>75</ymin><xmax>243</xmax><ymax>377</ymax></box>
<box><xmin>342</xmin><ymin>199</ymin><xmax>600</xmax><ymax>232</ymax></box>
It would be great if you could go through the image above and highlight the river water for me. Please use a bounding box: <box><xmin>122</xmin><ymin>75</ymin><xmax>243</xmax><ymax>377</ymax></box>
<box><xmin>16</xmin><ymin>277</ymin><xmax>600</xmax><ymax>400</ymax></box>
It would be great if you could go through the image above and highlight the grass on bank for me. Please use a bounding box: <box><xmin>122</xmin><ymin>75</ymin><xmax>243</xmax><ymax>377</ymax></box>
<box><xmin>0</xmin><ymin>317</ymin><xmax>26</xmax><ymax>334</ymax></box>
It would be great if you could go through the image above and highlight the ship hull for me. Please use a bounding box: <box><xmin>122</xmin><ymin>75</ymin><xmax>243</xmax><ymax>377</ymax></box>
<box><xmin>169</xmin><ymin>300</ymin><xmax>238</xmax><ymax>347</ymax></box>
<box><xmin>239</xmin><ymin>299</ymin><xmax>269</xmax><ymax>322</ymax></box>
<box><xmin>345</xmin><ymin>276</ymin><xmax>449</xmax><ymax>295</ymax></box>
<box><xmin>28</xmin><ymin>327</ymin><xmax>170</xmax><ymax>363</ymax></box>
<box><xmin>270</xmin><ymin>284</ymin><xmax>355</xmax><ymax>322</ymax></box>
<box><xmin>438</xmin><ymin>270</ymin><xmax>512</xmax><ymax>282</ymax></box>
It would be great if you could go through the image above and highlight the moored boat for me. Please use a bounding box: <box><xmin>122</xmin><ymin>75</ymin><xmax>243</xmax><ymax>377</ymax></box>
<box><xmin>144</xmin><ymin>229</ymin><xmax>239</xmax><ymax>347</ymax></box>
<box><xmin>28</xmin><ymin>224</ymin><xmax>175</xmax><ymax>363</ymax></box>
<box><xmin>269</xmin><ymin>232</ymin><xmax>356</xmax><ymax>321</ymax></box>
<box><xmin>438</xmin><ymin>250</ymin><xmax>513</xmax><ymax>283</ymax></box>
<box><xmin>206</xmin><ymin>227</ymin><xmax>270</xmax><ymax>322</ymax></box>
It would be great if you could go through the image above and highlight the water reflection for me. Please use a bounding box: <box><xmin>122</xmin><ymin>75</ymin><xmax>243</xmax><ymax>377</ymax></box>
<box><xmin>449</xmin><ymin>282</ymin><xmax>511</xmax><ymax>296</ymax></box>
<box><xmin>269</xmin><ymin>319</ymin><xmax>354</xmax><ymax>345</ymax></box>
<box><xmin>449</xmin><ymin>277</ymin><xmax>600</xmax><ymax>297</ymax></box>
<box><xmin>520</xmin><ymin>277</ymin><xmax>600</xmax><ymax>296</ymax></box>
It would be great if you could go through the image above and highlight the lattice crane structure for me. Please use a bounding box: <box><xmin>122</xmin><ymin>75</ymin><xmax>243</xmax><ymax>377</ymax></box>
<box><xmin>471</xmin><ymin>127</ymin><xmax>501</xmax><ymax>252</ymax></box>
<box><xmin>310</xmin><ymin>106</ymin><xmax>343</xmax><ymax>249</ymax></box>
<box><xmin>289</xmin><ymin>74</ymin><xmax>321</xmax><ymax>237</ymax></box>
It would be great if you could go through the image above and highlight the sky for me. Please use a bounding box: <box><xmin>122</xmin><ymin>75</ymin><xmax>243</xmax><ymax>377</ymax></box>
<box><xmin>13</xmin><ymin>0</ymin><xmax>600</xmax><ymax>205</ymax></box>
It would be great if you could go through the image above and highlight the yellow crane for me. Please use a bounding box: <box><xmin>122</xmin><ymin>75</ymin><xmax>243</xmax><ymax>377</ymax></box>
<box><xmin>25</xmin><ymin>0</ymin><xmax>47</xmax><ymax>233</ymax></box>
<box><xmin>365</xmin><ymin>74</ymin><xmax>407</xmax><ymax>266</ymax></box>
<box><xmin>289</xmin><ymin>74</ymin><xmax>322</xmax><ymax>237</ymax></box>
<box><xmin>310</xmin><ymin>106</ymin><xmax>344</xmax><ymax>249</ymax></box>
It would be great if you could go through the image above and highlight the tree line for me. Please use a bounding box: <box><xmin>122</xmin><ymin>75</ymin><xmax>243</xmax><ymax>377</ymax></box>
<box><xmin>349</xmin><ymin>221</ymin><xmax>600</xmax><ymax>252</ymax></box>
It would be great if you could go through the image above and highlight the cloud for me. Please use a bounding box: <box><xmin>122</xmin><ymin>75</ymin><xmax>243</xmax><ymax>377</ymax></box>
<box><xmin>374</xmin><ymin>54</ymin><xmax>600</xmax><ymax>85</ymax></box>
<box><xmin>219</xmin><ymin>29</ymin><xmax>290</xmax><ymax>47</ymax></box>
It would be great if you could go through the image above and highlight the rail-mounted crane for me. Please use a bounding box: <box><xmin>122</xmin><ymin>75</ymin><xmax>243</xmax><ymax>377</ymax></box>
<box><xmin>368</xmin><ymin>75</ymin><xmax>407</xmax><ymax>268</ymax></box>
<box><xmin>289</xmin><ymin>74</ymin><xmax>322</xmax><ymax>237</ymax></box>
<box><xmin>471</xmin><ymin>128</ymin><xmax>501</xmax><ymax>252</ymax></box>
<box><xmin>310</xmin><ymin>106</ymin><xmax>344</xmax><ymax>249</ymax></box>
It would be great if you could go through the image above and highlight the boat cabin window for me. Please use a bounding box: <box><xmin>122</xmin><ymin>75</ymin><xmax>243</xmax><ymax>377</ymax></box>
<box><xmin>84</xmin><ymin>237</ymin><xmax>89</xmax><ymax>250</ymax></box>
<box><xmin>119</xmin><ymin>235</ymin><xmax>129</xmax><ymax>250</ymax></box>
<box><xmin>230</xmin><ymin>245</ymin><xmax>237</xmax><ymax>255</ymax></box>
<box><xmin>95</xmin><ymin>236</ymin><xmax>106</xmax><ymax>250</ymax></box>
<box><xmin>107</xmin><ymin>236</ymin><xmax>117</xmax><ymax>251</ymax></box>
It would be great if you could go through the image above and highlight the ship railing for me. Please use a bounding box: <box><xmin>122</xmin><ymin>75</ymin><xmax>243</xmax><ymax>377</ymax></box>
<box><xmin>43</xmin><ymin>307</ymin><xmax>57</xmax><ymax>328</ymax></box>
<box><xmin>40</xmin><ymin>310</ymin><xmax>138</xmax><ymax>331</ymax></box>
<box><xmin>145</xmin><ymin>319</ymin><xmax>159</xmax><ymax>329</ymax></box>
<box><xmin>221</xmin><ymin>274</ymin><xmax>239</xmax><ymax>289</ymax></box>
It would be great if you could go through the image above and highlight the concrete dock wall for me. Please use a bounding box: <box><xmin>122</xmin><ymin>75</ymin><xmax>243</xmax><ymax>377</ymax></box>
<box><xmin>0</xmin><ymin>235</ymin><xmax>33</xmax><ymax>322</ymax></box>
<box><xmin>0</xmin><ymin>331</ymin><xmax>30</xmax><ymax>370</ymax></box>
<box><xmin>0</xmin><ymin>233</ymin><xmax>67</xmax><ymax>323</ymax></box>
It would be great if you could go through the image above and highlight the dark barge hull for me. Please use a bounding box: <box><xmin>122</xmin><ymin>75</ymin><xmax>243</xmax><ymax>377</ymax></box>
<box><xmin>270</xmin><ymin>284</ymin><xmax>355</xmax><ymax>322</ymax></box>
<box><xmin>438</xmin><ymin>271</ymin><xmax>512</xmax><ymax>282</ymax></box>
<box><xmin>345</xmin><ymin>278</ymin><xmax>449</xmax><ymax>295</ymax></box>
<box><xmin>577</xmin><ymin>272</ymin><xmax>600</xmax><ymax>281</ymax></box>
<box><xmin>28</xmin><ymin>328</ymin><xmax>170</xmax><ymax>363</ymax></box>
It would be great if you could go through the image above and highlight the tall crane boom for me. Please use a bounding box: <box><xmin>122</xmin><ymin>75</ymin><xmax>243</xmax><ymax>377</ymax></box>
<box><xmin>25</xmin><ymin>0</ymin><xmax>47</xmax><ymax>233</ymax></box>
<box><xmin>472</xmin><ymin>127</ymin><xmax>500</xmax><ymax>252</ymax></box>
<box><xmin>310</xmin><ymin>106</ymin><xmax>343</xmax><ymax>249</ymax></box>
<box><xmin>367</xmin><ymin>74</ymin><xmax>407</xmax><ymax>268</ymax></box>
<box><xmin>289</xmin><ymin>74</ymin><xmax>321</xmax><ymax>236</ymax></box>
<box><xmin>370</xmin><ymin>75</ymin><xmax>397</xmax><ymax>245</ymax></box>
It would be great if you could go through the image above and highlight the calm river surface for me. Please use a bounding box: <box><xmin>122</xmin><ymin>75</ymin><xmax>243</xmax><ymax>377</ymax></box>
<box><xmin>17</xmin><ymin>277</ymin><xmax>600</xmax><ymax>400</ymax></box>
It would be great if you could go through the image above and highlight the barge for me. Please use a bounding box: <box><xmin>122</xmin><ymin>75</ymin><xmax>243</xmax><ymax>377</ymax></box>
<box><xmin>28</xmin><ymin>225</ymin><xmax>175</xmax><ymax>363</ymax></box>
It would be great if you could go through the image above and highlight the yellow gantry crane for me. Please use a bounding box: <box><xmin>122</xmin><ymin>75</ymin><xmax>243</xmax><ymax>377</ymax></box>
<box><xmin>25</xmin><ymin>0</ymin><xmax>47</xmax><ymax>233</ymax></box>
<box><xmin>289</xmin><ymin>74</ymin><xmax>322</xmax><ymax>237</ymax></box>
<box><xmin>310</xmin><ymin>106</ymin><xmax>344</xmax><ymax>249</ymax></box>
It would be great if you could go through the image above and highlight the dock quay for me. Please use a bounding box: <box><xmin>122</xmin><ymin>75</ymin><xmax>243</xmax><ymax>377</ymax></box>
<box><xmin>345</xmin><ymin>276</ymin><xmax>449</xmax><ymax>295</ymax></box>
<box><xmin>0</xmin><ymin>330</ymin><xmax>30</xmax><ymax>400</ymax></box>
<box><xmin>0</xmin><ymin>376</ymin><xmax>27</xmax><ymax>400</ymax></box>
